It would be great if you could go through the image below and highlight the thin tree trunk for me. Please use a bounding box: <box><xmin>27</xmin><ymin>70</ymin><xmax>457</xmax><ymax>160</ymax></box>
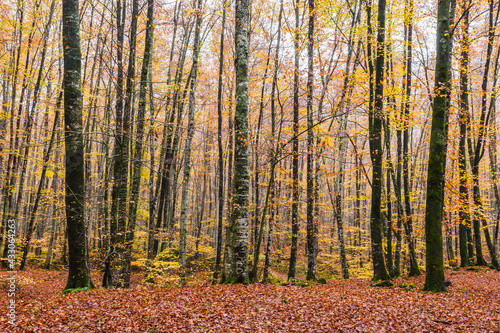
<box><xmin>148</xmin><ymin>0</ymin><xmax>180</xmax><ymax>260</ymax></box>
<box><xmin>262</xmin><ymin>0</ymin><xmax>283</xmax><ymax>284</ymax></box>
<box><xmin>214</xmin><ymin>0</ymin><xmax>227</xmax><ymax>283</ymax></box>
<box><xmin>458</xmin><ymin>0</ymin><xmax>471</xmax><ymax>267</ymax></box>
<box><xmin>179</xmin><ymin>0</ymin><xmax>202</xmax><ymax>285</ymax></box>
<box><xmin>125</xmin><ymin>0</ymin><xmax>155</xmax><ymax>287</ymax></box>
<box><xmin>468</xmin><ymin>0</ymin><xmax>500</xmax><ymax>269</ymax></box>
<box><xmin>250</xmin><ymin>32</ymin><xmax>273</xmax><ymax>273</ymax></box>
<box><xmin>106</xmin><ymin>0</ymin><xmax>127</xmax><ymax>288</ymax></box>
<box><xmin>114</xmin><ymin>0</ymin><xmax>140</xmax><ymax>287</ymax></box>
<box><xmin>305</xmin><ymin>0</ymin><xmax>318</xmax><ymax>282</ymax></box>
<box><xmin>367</xmin><ymin>0</ymin><xmax>390</xmax><ymax>281</ymax></box>
<box><xmin>20</xmin><ymin>105</ymin><xmax>59</xmax><ymax>271</ymax></box>
<box><xmin>45</xmin><ymin>125</ymin><xmax>61</xmax><ymax>270</ymax></box>
<box><xmin>222</xmin><ymin>83</ymin><xmax>234</xmax><ymax>281</ymax></box>
<box><xmin>288</xmin><ymin>0</ymin><xmax>300</xmax><ymax>281</ymax></box>
<box><xmin>401</xmin><ymin>0</ymin><xmax>420</xmax><ymax>277</ymax></box>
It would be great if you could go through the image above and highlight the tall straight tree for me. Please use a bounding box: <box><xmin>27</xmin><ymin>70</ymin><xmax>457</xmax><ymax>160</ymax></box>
<box><xmin>126</xmin><ymin>0</ymin><xmax>155</xmax><ymax>286</ymax></box>
<box><xmin>306</xmin><ymin>0</ymin><xmax>318</xmax><ymax>281</ymax></box>
<box><xmin>458</xmin><ymin>0</ymin><xmax>471</xmax><ymax>267</ymax></box>
<box><xmin>62</xmin><ymin>0</ymin><xmax>93</xmax><ymax>292</ymax></box>
<box><xmin>423</xmin><ymin>0</ymin><xmax>452</xmax><ymax>292</ymax></box>
<box><xmin>332</xmin><ymin>0</ymin><xmax>361</xmax><ymax>280</ymax></box>
<box><xmin>105</xmin><ymin>0</ymin><xmax>127</xmax><ymax>288</ymax></box>
<box><xmin>214</xmin><ymin>0</ymin><xmax>227</xmax><ymax>283</ymax></box>
<box><xmin>227</xmin><ymin>0</ymin><xmax>250</xmax><ymax>283</ymax></box>
<box><xmin>401</xmin><ymin>0</ymin><xmax>420</xmax><ymax>277</ymax></box>
<box><xmin>288</xmin><ymin>0</ymin><xmax>300</xmax><ymax>281</ymax></box>
<box><xmin>368</xmin><ymin>0</ymin><xmax>390</xmax><ymax>282</ymax></box>
<box><xmin>179</xmin><ymin>0</ymin><xmax>203</xmax><ymax>286</ymax></box>
<box><xmin>467</xmin><ymin>0</ymin><xmax>499</xmax><ymax>270</ymax></box>
<box><xmin>262</xmin><ymin>0</ymin><xmax>283</xmax><ymax>284</ymax></box>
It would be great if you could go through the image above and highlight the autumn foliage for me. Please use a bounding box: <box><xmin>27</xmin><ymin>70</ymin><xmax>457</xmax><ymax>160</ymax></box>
<box><xmin>1</xmin><ymin>268</ymin><xmax>500</xmax><ymax>332</ymax></box>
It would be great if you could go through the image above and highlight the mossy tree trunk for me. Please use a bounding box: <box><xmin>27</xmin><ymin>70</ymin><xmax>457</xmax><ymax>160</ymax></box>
<box><xmin>423</xmin><ymin>0</ymin><xmax>452</xmax><ymax>292</ymax></box>
<box><xmin>367</xmin><ymin>0</ymin><xmax>390</xmax><ymax>282</ymax></box>
<box><xmin>458</xmin><ymin>0</ymin><xmax>471</xmax><ymax>267</ymax></box>
<box><xmin>228</xmin><ymin>0</ymin><xmax>250</xmax><ymax>283</ymax></box>
<box><xmin>62</xmin><ymin>0</ymin><xmax>93</xmax><ymax>291</ymax></box>
<box><xmin>306</xmin><ymin>0</ymin><xmax>318</xmax><ymax>282</ymax></box>
<box><xmin>222</xmin><ymin>85</ymin><xmax>234</xmax><ymax>281</ymax></box>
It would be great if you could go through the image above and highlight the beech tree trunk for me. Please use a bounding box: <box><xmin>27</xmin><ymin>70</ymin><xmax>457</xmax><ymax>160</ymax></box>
<box><xmin>424</xmin><ymin>0</ymin><xmax>452</xmax><ymax>292</ymax></box>
<box><xmin>367</xmin><ymin>0</ymin><xmax>390</xmax><ymax>282</ymax></box>
<box><xmin>227</xmin><ymin>0</ymin><xmax>250</xmax><ymax>283</ymax></box>
<box><xmin>62</xmin><ymin>0</ymin><xmax>93</xmax><ymax>291</ymax></box>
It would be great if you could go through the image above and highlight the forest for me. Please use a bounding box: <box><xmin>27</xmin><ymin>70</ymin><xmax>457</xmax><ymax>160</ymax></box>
<box><xmin>1</xmin><ymin>0</ymin><xmax>500</xmax><ymax>331</ymax></box>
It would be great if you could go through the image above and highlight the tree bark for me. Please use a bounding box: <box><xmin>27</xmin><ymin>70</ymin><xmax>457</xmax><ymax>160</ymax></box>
<box><xmin>458</xmin><ymin>0</ymin><xmax>471</xmax><ymax>267</ymax></box>
<box><xmin>468</xmin><ymin>0</ymin><xmax>500</xmax><ymax>269</ymax></box>
<box><xmin>367</xmin><ymin>0</ymin><xmax>390</xmax><ymax>282</ymax></box>
<box><xmin>305</xmin><ymin>0</ymin><xmax>319</xmax><ymax>282</ymax></box>
<box><xmin>288</xmin><ymin>0</ymin><xmax>300</xmax><ymax>281</ymax></box>
<box><xmin>214</xmin><ymin>0</ymin><xmax>227</xmax><ymax>283</ymax></box>
<box><xmin>179</xmin><ymin>0</ymin><xmax>202</xmax><ymax>286</ymax></box>
<box><xmin>262</xmin><ymin>0</ymin><xmax>283</xmax><ymax>284</ymax></box>
<box><xmin>126</xmin><ymin>0</ymin><xmax>155</xmax><ymax>286</ymax></box>
<box><xmin>227</xmin><ymin>0</ymin><xmax>250</xmax><ymax>283</ymax></box>
<box><xmin>62</xmin><ymin>0</ymin><xmax>93</xmax><ymax>291</ymax></box>
<box><xmin>401</xmin><ymin>0</ymin><xmax>420</xmax><ymax>277</ymax></box>
<box><xmin>423</xmin><ymin>0</ymin><xmax>452</xmax><ymax>292</ymax></box>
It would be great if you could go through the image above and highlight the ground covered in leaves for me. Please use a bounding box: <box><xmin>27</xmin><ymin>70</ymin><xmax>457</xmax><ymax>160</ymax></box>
<box><xmin>1</xmin><ymin>268</ymin><xmax>499</xmax><ymax>332</ymax></box>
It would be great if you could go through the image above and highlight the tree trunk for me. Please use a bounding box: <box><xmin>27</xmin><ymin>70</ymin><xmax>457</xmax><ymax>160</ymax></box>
<box><xmin>250</xmin><ymin>35</ymin><xmax>274</xmax><ymax>280</ymax></box>
<box><xmin>458</xmin><ymin>0</ymin><xmax>471</xmax><ymax>267</ymax></box>
<box><xmin>62</xmin><ymin>0</ymin><xmax>93</xmax><ymax>291</ymax></box>
<box><xmin>45</xmin><ymin>129</ymin><xmax>61</xmax><ymax>270</ymax></box>
<box><xmin>214</xmin><ymin>0</ymin><xmax>227</xmax><ymax>283</ymax></box>
<box><xmin>288</xmin><ymin>0</ymin><xmax>300</xmax><ymax>281</ymax></box>
<box><xmin>401</xmin><ymin>0</ymin><xmax>420</xmax><ymax>277</ymax></box>
<box><xmin>106</xmin><ymin>0</ymin><xmax>127</xmax><ymax>288</ymax></box>
<box><xmin>423</xmin><ymin>0</ymin><xmax>452</xmax><ymax>292</ymax></box>
<box><xmin>262</xmin><ymin>0</ymin><xmax>283</xmax><ymax>284</ymax></box>
<box><xmin>306</xmin><ymin>0</ymin><xmax>318</xmax><ymax>282</ymax></box>
<box><xmin>20</xmin><ymin>107</ymin><xmax>59</xmax><ymax>271</ymax></box>
<box><xmin>227</xmin><ymin>0</ymin><xmax>250</xmax><ymax>283</ymax></box>
<box><xmin>125</xmin><ymin>0</ymin><xmax>155</xmax><ymax>287</ymax></box>
<box><xmin>222</xmin><ymin>82</ymin><xmax>234</xmax><ymax>281</ymax></box>
<box><xmin>468</xmin><ymin>0</ymin><xmax>500</xmax><ymax>270</ymax></box>
<box><xmin>148</xmin><ymin>0</ymin><xmax>181</xmax><ymax>260</ymax></box>
<box><xmin>179</xmin><ymin>0</ymin><xmax>202</xmax><ymax>284</ymax></box>
<box><xmin>367</xmin><ymin>0</ymin><xmax>390</xmax><ymax>282</ymax></box>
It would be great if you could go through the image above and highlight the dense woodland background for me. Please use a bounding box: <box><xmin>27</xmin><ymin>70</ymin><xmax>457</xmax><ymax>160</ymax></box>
<box><xmin>0</xmin><ymin>0</ymin><xmax>500</xmax><ymax>292</ymax></box>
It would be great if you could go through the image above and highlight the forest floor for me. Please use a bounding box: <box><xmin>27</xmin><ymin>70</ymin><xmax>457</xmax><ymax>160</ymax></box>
<box><xmin>1</xmin><ymin>267</ymin><xmax>499</xmax><ymax>332</ymax></box>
